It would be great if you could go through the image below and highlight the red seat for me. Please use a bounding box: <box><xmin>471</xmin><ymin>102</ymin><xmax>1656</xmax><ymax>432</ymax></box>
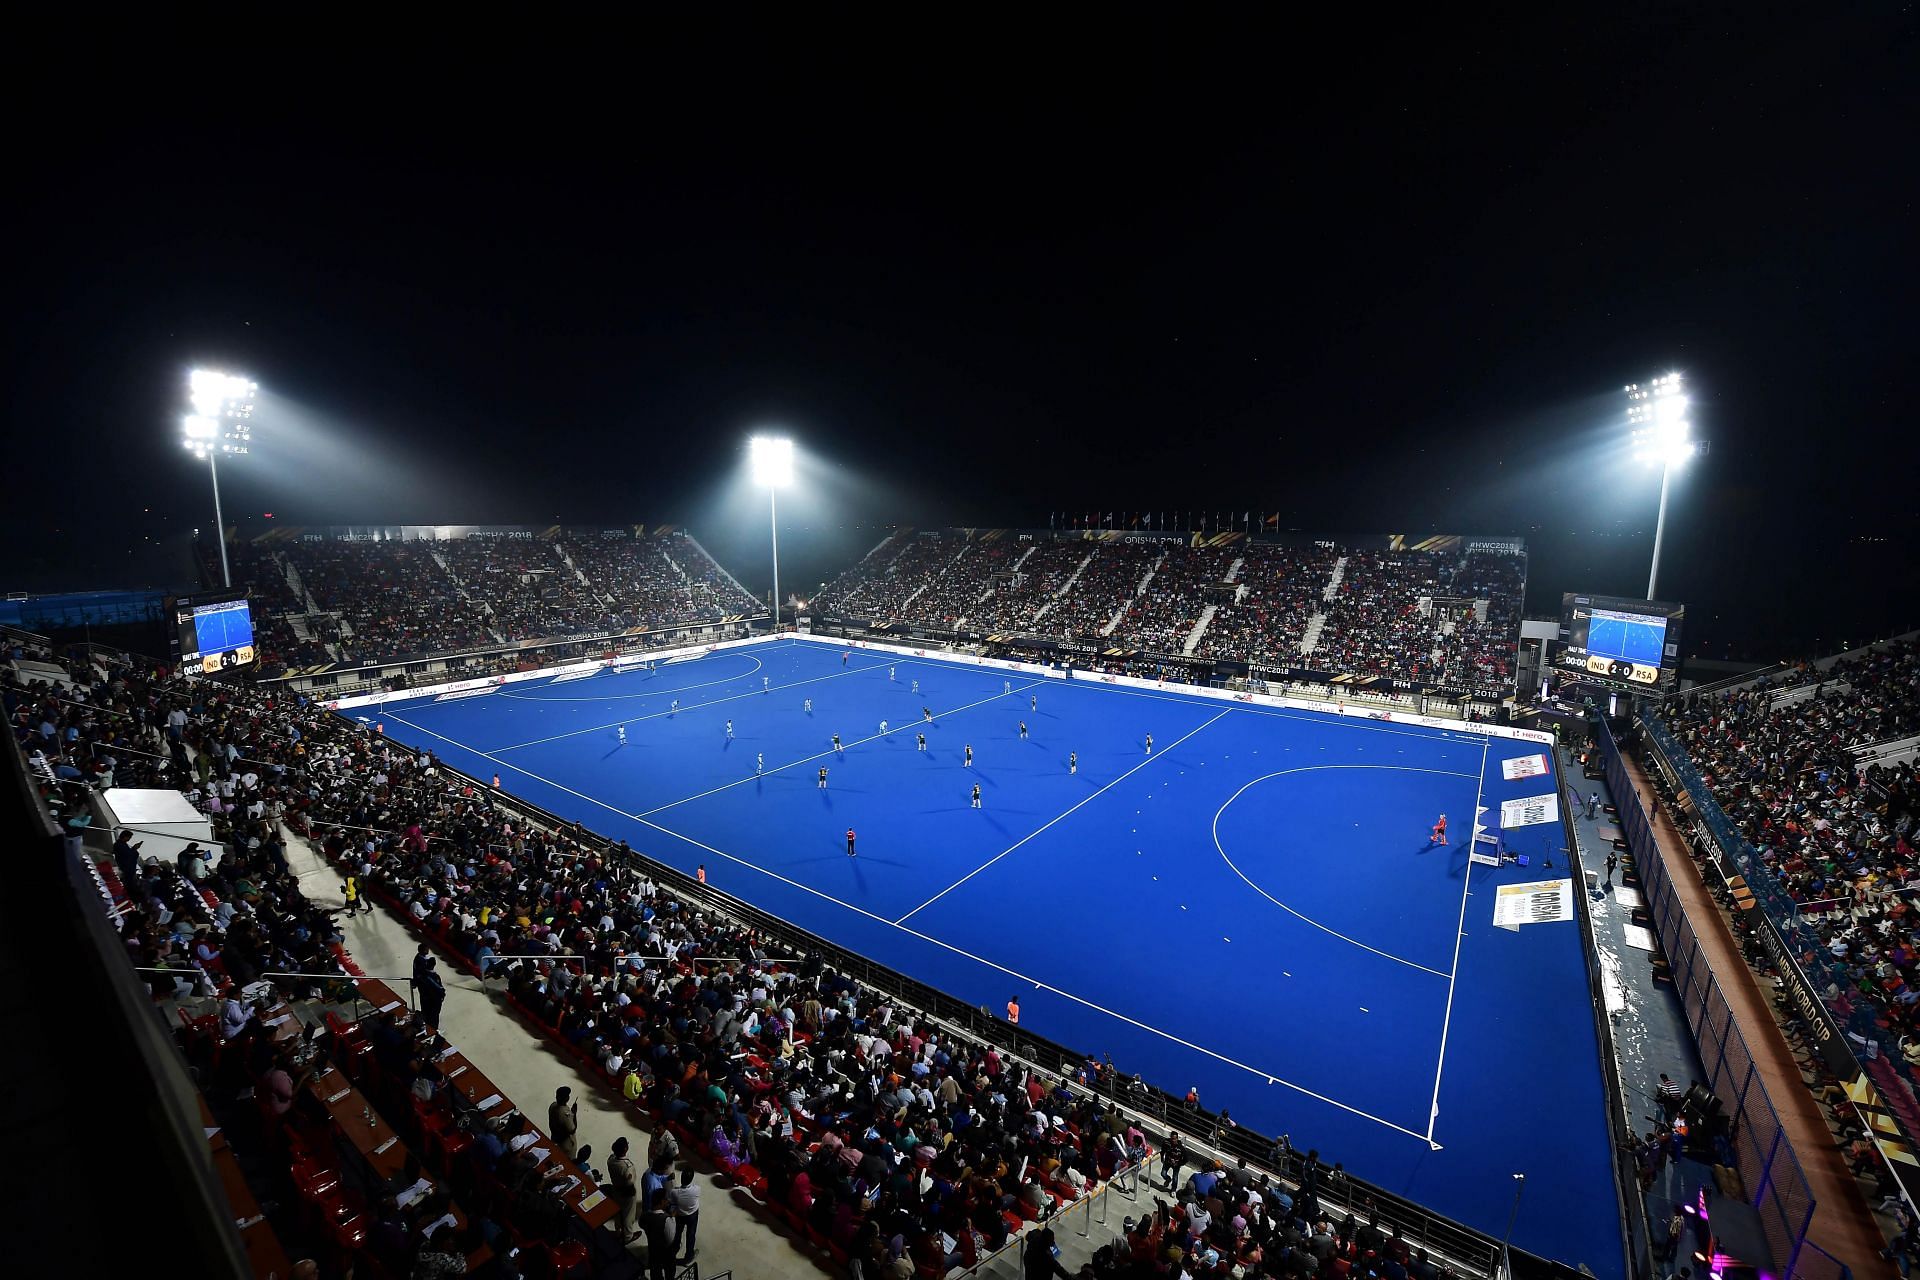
<box><xmin>327</xmin><ymin>1212</ymin><xmax>368</xmax><ymax>1251</ymax></box>
<box><xmin>293</xmin><ymin>1161</ymin><xmax>342</xmax><ymax>1202</ymax></box>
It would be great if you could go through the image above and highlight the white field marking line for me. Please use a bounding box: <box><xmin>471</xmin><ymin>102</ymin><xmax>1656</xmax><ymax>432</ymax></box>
<box><xmin>496</xmin><ymin>654</ymin><xmax>764</xmax><ymax>703</ymax></box>
<box><xmin>1045</xmin><ymin>677</ymin><xmax>1489</xmax><ymax>749</ymax></box>
<box><xmin>378</xmin><ymin>706</ymin><xmax>1437</xmax><ymax>1147</ymax></box>
<box><xmin>386</xmin><ymin>638</ymin><xmax>806</xmax><ymax>719</ymax></box>
<box><xmin>1424</xmin><ymin>734</ymin><xmax>1490</xmax><ymax>1148</ymax></box>
<box><xmin>1209</xmin><ymin>764</ymin><xmax>1479</xmax><ymax>979</ymax></box>
<box><xmin>895</xmin><ymin>707</ymin><xmax>1232</xmax><ymax>924</ymax></box>
<box><xmin>637</xmin><ymin>680</ymin><xmax>1049</xmax><ymax>818</ymax></box>
<box><xmin>487</xmin><ymin>654</ymin><xmax>955</xmax><ymax>753</ymax></box>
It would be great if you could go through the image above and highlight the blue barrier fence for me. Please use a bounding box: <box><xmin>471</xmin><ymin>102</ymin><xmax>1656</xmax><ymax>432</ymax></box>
<box><xmin>1640</xmin><ymin>713</ymin><xmax>1917</xmax><ymax>1107</ymax></box>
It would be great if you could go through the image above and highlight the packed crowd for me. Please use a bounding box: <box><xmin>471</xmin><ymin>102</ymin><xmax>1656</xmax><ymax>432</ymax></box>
<box><xmin>281</xmin><ymin>540</ymin><xmax>498</xmax><ymax>666</ymax></box>
<box><xmin>1665</xmin><ymin>640</ymin><xmax>1920</xmax><ymax>1051</ymax></box>
<box><xmin>814</xmin><ymin>533</ymin><xmax>967</xmax><ymax>623</ymax></box>
<box><xmin>1440</xmin><ymin>553</ymin><xmax>1525</xmax><ymax>698</ymax></box>
<box><xmin>1042</xmin><ymin>541</ymin><xmax>1162</xmax><ymax>640</ymax></box>
<box><xmin>221</xmin><ymin>542</ymin><xmax>331</xmax><ymax>675</ymax></box>
<box><xmin>13</xmin><ymin>619</ymin><xmax>1457</xmax><ymax>1279</ymax></box>
<box><xmin>1109</xmin><ymin>546</ymin><xmax>1238</xmax><ymax>654</ymax></box>
<box><xmin>218</xmin><ymin>531</ymin><xmax>757</xmax><ymax>672</ymax></box>
<box><xmin>817</xmin><ymin>533</ymin><xmax>1525</xmax><ymax>698</ymax></box>
<box><xmin>560</xmin><ymin>532</ymin><xmax>759</xmax><ymax>632</ymax></box>
<box><xmin>5</xmin><ymin>645</ymin><xmax>354</xmax><ymax>1006</ymax></box>
<box><xmin>438</xmin><ymin>537</ymin><xmax>602</xmax><ymax>642</ymax></box>
<box><xmin>976</xmin><ymin>540</ymin><xmax>1097</xmax><ymax>632</ymax></box>
<box><xmin>1309</xmin><ymin>553</ymin><xmax>1452</xmax><ymax>689</ymax></box>
<box><xmin>1194</xmin><ymin>544</ymin><xmax>1339</xmax><ymax>670</ymax></box>
<box><xmin>300</xmin><ymin>714</ymin><xmax>1427</xmax><ymax>1280</ymax></box>
<box><xmin>904</xmin><ymin>537</ymin><xmax>1026</xmax><ymax>630</ymax></box>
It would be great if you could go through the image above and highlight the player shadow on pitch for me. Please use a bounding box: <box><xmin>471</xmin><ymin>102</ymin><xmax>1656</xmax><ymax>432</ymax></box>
<box><xmin>794</xmin><ymin>854</ymin><xmax>909</xmax><ymax>869</ymax></box>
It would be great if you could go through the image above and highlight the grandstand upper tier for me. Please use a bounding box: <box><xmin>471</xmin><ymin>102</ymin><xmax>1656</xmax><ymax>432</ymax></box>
<box><xmin>810</xmin><ymin>529</ymin><xmax>1526</xmax><ymax>699</ymax></box>
<box><xmin>214</xmin><ymin>526</ymin><xmax>759</xmax><ymax>675</ymax></box>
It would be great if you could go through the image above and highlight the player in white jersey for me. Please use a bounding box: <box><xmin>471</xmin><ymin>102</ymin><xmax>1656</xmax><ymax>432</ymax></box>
<box><xmin>725</xmin><ymin>719</ymin><xmax>734</xmax><ymax>739</ymax></box>
<box><xmin>804</xmin><ymin>698</ymin><xmax>813</xmax><ymax>714</ymax></box>
<box><xmin>756</xmin><ymin>753</ymin><xmax>764</xmax><ymax>774</ymax></box>
<box><xmin>671</xmin><ymin>699</ymin><xmax>679</xmax><ymax>715</ymax></box>
<box><xmin>1144</xmin><ymin>732</ymin><xmax>1153</xmax><ymax>754</ymax></box>
<box><xmin>763</xmin><ymin>676</ymin><xmax>770</xmax><ymax>693</ymax></box>
<box><xmin>911</xmin><ymin>679</ymin><xmax>920</xmax><ymax>694</ymax></box>
<box><xmin>617</xmin><ymin>725</ymin><xmax>627</xmax><ymax>744</ymax></box>
<box><xmin>889</xmin><ymin>666</ymin><xmax>896</xmax><ymax>681</ymax></box>
<box><xmin>879</xmin><ymin>719</ymin><xmax>889</xmax><ymax>735</ymax></box>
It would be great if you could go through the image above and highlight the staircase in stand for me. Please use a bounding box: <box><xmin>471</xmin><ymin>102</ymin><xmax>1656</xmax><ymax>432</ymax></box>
<box><xmin>1300</xmin><ymin>611</ymin><xmax>1327</xmax><ymax>655</ymax></box>
<box><xmin>557</xmin><ymin>541</ymin><xmax>593</xmax><ymax>586</ymax></box>
<box><xmin>1224</xmin><ymin>555</ymin><xmax>1246</xmax><ymax>583</ymax></box>
<box><xmin>1182</xmin><ymin>604</ymin><xmax>1219</xmax><ymax>655</ymax></box>
<box><xmin>1032</xmin><ymin>550</ymin><xmax>1095</xmax><ymax>626</ymax></box>
<box><xmin>1101</xmin><ymin>549</ymin><xmax>1166</xmax><ymax>637</ymax></box>
<box><xmin>1322</xmin><ymin>555</ymin><xmax>1348</xmax><ymax>602</ymax></box>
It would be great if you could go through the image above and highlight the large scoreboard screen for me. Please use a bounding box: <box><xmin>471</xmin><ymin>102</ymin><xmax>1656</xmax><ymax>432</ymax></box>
<box><xmin>170</xmin><ymin>589</ymin><xmax>256</xmax><ymax>675</ymax></box>
<box><xmin>1555</xmin><ymin>592</ymin><xmax>1684</xmax><ymax>694</ymax></box>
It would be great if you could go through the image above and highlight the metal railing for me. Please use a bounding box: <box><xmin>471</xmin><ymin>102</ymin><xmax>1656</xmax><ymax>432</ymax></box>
<box><xmin>1558</xmin><ymin>769</ymin><xmax>1655</xmax><ymax>1280</ymax></box>
<box><xmin>1595</xmin><ymin>715</ymin><xmax>1822</xmax><ymax>1277</ymax></box>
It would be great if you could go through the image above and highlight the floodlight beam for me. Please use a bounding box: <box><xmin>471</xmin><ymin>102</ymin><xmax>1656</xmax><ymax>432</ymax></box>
<box><xmin>1625</xmin><ymin>371</ymin><xmax>1692</xmax><ymax>600</ymax></box>
<box><xmin>748</xmin><ymin>435</ymin><xmax>795</xmax><ymax>629</ymax></box>
<box><xmin>182</xmin><ymin>368</ymin><xmax>256</xmax><ymax>589</ymax></box>
<box><xmin>749</xmin><ymin>435</ymin><xmax>795</xmax><ymax>488</ymax></box>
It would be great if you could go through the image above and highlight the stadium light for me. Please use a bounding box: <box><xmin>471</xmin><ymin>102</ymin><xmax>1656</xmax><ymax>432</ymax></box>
<box><xmin>180</xmin><ymin>369</ymin><xmax>258</xmax><ymax>588</ymax></box>
<box><xmin>1625</xmin><ymin>372</ymin><xmax>1693</xmax><ymax>599</ymax></box>
<box><xmin>749</xmin><ymin>435</ymin><xmax>795</xmax><ymax>629</ymax></box>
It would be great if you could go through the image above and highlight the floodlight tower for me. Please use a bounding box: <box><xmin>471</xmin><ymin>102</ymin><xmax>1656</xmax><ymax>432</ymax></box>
<box><xmin>749</xmin><ymin>436</ymin><xmax>795</xmax><ymax>630</ymax></box>
<box><xmin>1627</xmin><ymin>372</ymin><xmax>1694</xmax><ymax>600</ymax></box>
<box><xmin>181</xmin><ymin>370</ymin><xmax>257</xmax><ymax>588</ymax></box>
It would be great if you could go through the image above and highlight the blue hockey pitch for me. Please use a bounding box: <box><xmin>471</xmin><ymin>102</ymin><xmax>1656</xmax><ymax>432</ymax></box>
<box><xmin>364</xmin><ymin>637</ymin><xmax>1618</xmax><ymax>1272</ymax></box>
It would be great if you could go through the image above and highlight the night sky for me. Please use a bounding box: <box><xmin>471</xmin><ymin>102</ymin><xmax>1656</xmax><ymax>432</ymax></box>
<box><xmin>6</xmin><ymin>12</ymin><xmax>1914</xmax><ymax>661</ymax></box>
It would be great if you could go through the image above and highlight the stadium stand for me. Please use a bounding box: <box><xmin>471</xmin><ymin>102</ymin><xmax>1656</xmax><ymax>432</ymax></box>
<box><xmin>1107</xmin><ymin>545</ymin><xmax>1238</xmax><ymax>654</ymax></box>
<box><xmin>1195</xmin><ymin>543</ymin><xmax>1341</xmax><ymax>670</ymax></box>
<box><xmin>217</xmin><ymin>529</ymin><xmax>758</xmax><ymax>677</ymax></box>
<box><xmin>560</xmin><ymin>530</ymin><xmax>760</xmax><ymax>631</ymax></box>
<box><xmin>1309</xmin><ymin>551</ymin><xmax>1454</xmax><ymax>690</ymax></box>
<box><xmin>71</xmin><ymin>524</ymin><xmax>1920</xmax><ymax>1279</ymax></box>
<box><xmin>813</xmin><ymin>531</ymin><xmax>1528</xmax><ymax>700</ymax></box>
<box><xmin>437</xmin><ymin>535</ymin><xmax>601</xmax><ymax>641</ymax></box>
<box><xmin>12</xmin><ymin>626</ymin><xmax>1527</xmax><ymax>1280</ymax></box>
<box><xmin>1664</xmin><ymin>640</ymin><xmax>1920</xmax><ymax>1063</ymax></box>
<box><xmin>1039</xmin><ymin>540</ymin><xmax>1163</xmax><ymax>640</ymax></box>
